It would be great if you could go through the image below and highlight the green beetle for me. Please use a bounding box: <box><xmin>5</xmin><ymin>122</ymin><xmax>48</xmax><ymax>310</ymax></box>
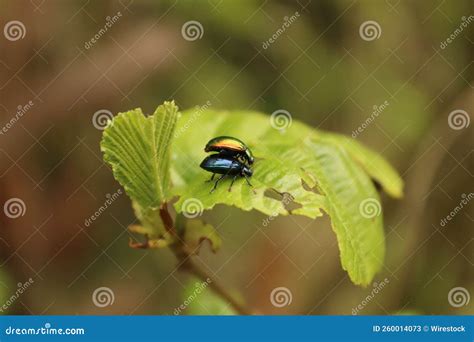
<box><xmin>204</xmin><ymin>136</ymin><xmax>254</xmax><ymax>165</ymax></box>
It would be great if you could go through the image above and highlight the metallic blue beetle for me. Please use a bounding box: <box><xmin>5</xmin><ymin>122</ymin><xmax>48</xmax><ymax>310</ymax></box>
<box><xmin>200</xmin><ymin>154</ymin><xmax>253</xmax><ymax>193</ymax></box>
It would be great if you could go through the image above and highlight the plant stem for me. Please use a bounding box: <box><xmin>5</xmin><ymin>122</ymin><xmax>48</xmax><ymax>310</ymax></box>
<box><xmin>162</xmin><ymin>203</ymin><xmax>253</xmax><ymax>315</ymax></box>
<box><xmin>176</xmin><ymin>253</ymin><xmax>253</xmax><ymax>315</ymax></box>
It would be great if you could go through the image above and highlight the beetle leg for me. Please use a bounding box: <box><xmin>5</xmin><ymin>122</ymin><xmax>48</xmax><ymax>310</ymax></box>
<box><xmin>210</xmin><ymin>174</ymin><xmax>226</xmax><ymax>193</ymax></box>
<box><xmin>228</xmin><ymin>175</ymin><xmax>238</xmax><ymax>192</ymax></box>
<box><xmin>244</xmin><ymin>174</ymin><xmax>253</xmax><ymax>187</ymax></box>
<box><xmin>243</xmin><ymin>174</ymin><xmax>256</xmax><ymax>194</ymax></box>
<box><xmin>206</xmin><ymin>173</ymin><xmax>215</xmax><ymax>182</ymax></box>
<box><xmin>211</xmin><ymin>166</ymin><xmax>235</xmax><ymax>193</ymax></box>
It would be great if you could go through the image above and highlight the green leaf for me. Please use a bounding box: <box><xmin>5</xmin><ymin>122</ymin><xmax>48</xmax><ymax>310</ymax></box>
<box><xmin>101</xmin><ymin>102</ymin><xmax>403</xmax><ymax>286</ymax></box>
<box><xmin>303</xmin><ymin>138</ymin><xmax>384</xmax><ymax>285</ymax></box>
<box><xmin>172</xmin><ymin>111</ymin><xmax>326</xmax><ymax>219</ymax></box>
<box><xmin>128</xmin><ymin>224</ymin><xmax>172</xmax><ymax>249</ymax></box>
<box><xmin>101</xmin><ymin>101</ymin><xmax>179</xmax><ymax>235</ymax></box>
<box><xmin>171</xmin><ymin>108</ymin><xmax>402</xmax><ymax>286</ymax></box>
<box><xmin>320</xmin><ymin>133</ymin><xmax>404</xmax><ymax>198</ymax></box>
<box><xmin>183</xmin><ymin>219</ymin><xmax>222</xmax><ymax>254</ymax></box>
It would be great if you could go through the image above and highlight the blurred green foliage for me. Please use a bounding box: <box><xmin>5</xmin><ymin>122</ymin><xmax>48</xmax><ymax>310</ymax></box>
<box><xmin>0</xmin><ymin>0</ymin><xmax>472</xmax><ymax>315</ymax></box>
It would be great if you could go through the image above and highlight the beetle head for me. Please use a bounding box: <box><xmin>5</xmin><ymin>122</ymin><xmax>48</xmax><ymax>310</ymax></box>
<box><xmin>242</xmin><ymin>166</ymin><xmax>253</xmax><ymax>177</ymax></box>
<box><xmin>245</xmin><ymin>150</ymin><xmax>254</xmax><ymax>164</ymax></box>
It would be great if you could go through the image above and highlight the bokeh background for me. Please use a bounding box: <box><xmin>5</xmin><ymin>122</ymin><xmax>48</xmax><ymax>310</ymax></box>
<box><xmin>0</xmin><ymin>0</ymin><xmax>472</xmax><ymax>315</ymax></box>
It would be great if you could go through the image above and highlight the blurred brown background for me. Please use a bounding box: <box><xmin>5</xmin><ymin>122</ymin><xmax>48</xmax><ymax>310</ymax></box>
<box><xmin>0</xmin><ymin>0</ymin><xmax>472</xmax><ymax>315</ymax></box>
